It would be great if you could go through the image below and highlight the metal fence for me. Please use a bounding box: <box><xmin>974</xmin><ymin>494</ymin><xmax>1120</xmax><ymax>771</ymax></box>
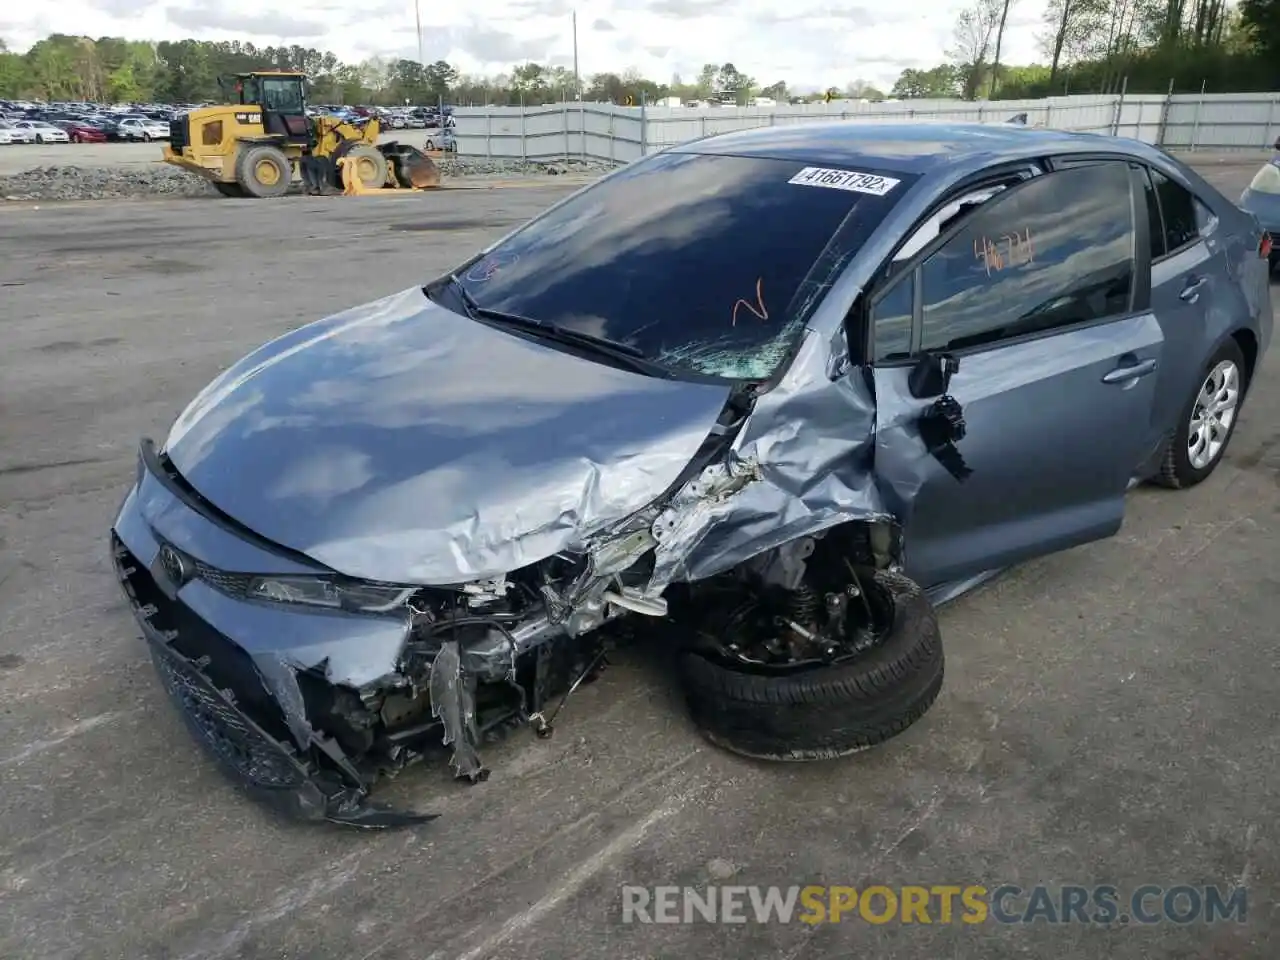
<box><xmin>451</xmin><ymin>91</ymin><xmax>1280</xmax><ymax>163</ymax></box>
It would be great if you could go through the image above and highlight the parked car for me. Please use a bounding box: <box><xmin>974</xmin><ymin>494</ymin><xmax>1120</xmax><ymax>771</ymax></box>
<box><xmin>115</xmin><ymin>116</ymin><xmax>169</xmax><ymax>141</ymax></box>
<box><xmin>1238</xmin><ymin>150</ymin><xmax>1280</xmax><ymax>272</ymax></box>
<box><xmin>423</xmin><ymin>128</ymin><xmax>456</xmax><ymax>152</ymax></box>
<box><xmin>0</xmin><ymin>119</ymin><xmax>36</xmax><ymax>144</ymax></box>
<box><xmin>12</xmin><ymin>120</ymin><xmax>69</xmax><ymax>143</ymax></box>
<box><xmin>51</xmin><ymin>120</ymin><xmax>108</xmax><ymax>143</ymax></box>
<box><xmin>110</xmin><ymin>122</ymin><xmax>1271</xmax><ymax>827</ymax></box>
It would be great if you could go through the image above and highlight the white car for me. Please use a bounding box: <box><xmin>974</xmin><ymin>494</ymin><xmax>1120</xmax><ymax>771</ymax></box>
<box><xmin>423</xmin><ymin>128</ymin><xmax>457</xmax><ymax>152</ymax></box>
<box><xmin>0</xmin><ymin>120</ymin><xmax>36</xmax><ymax>144</ymax></box>
<box><xmin>12</xmin><ymin>120</ymin><xmax>68</xmax><ymax>143</ymax></box>
<box><xmin>116</xmin><ymin>117</ymin><xmax>169</xmax><ymax>141</ymax></box>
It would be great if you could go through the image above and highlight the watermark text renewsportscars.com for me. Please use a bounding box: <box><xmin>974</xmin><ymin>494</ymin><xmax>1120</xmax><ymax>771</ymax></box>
<box><xmin>621</xmin><ymin>884</ymin><xmax>1248</xmax><ymax>925</ymax></box>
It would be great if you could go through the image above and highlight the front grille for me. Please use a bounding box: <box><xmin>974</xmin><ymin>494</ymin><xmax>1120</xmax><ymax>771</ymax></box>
<box><xmin>150</xmin><ymin>642</ymin><xmax>306</xmax><ymax>789</ymax></box>
<box><xmin>112</xmin><ymin>534</ymin><xmax>307</xmax><ymax>789</ymax></box>
<box><xmin>169</xmin><ymin>115</ymin><xmax>188</xmax><ymax>151</ymax></box>
<box><xmin>192</xmin><ymin>558</ymin><xmax>253</xmax><ymax>598</ymax></box>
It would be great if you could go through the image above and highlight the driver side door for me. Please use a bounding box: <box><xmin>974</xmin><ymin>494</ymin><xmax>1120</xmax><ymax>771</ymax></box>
<box><xmin>868</xmin><ymin>160</ymin><xmax>1164</xmax><ymax>591</ymax></box>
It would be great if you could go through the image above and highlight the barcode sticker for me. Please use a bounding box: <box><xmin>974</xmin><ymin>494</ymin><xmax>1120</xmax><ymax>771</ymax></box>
<box><xmin>788</xmin><ymin>166</ymin><xmax>900</xmax><ymax>196</ymax></box>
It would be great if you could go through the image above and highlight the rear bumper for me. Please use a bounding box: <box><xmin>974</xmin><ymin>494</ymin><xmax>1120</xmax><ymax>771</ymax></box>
<box><xmin>110</xmin><ymin>440</ymin><xmax>436</xmax><ymax>828</ymax></box>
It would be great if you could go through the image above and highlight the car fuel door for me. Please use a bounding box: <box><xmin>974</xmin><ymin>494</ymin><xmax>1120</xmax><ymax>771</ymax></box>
<box><xmin>867</xmin><ymin>160</ymin><xmax>1165</xmax><ymax>591</ymax></box>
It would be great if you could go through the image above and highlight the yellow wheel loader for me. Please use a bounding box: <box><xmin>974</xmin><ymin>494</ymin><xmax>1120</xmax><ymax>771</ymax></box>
<box><xmin>162</xmin><ymin>71</ymin><xmax>442</xmax><ymax>198</ymax></box>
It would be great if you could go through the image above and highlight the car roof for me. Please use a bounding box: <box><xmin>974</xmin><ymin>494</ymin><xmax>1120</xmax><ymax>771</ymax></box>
<box><xmin>675</xmin><ymin>120</ymin><xmax>1133</xmax><ymax>175</ymax></box>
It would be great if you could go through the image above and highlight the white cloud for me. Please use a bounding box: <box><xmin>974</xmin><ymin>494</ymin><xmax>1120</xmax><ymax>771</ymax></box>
<box><xmin>1</xmin><ymin>0</ymin><xmax>1051</xmax><ymax>91</ymax></box>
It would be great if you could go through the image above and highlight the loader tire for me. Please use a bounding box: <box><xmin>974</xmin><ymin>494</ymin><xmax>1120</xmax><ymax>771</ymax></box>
<box><xmin>213</xmin><ymin>182</ymin><xmax>245</xmax><ymax>198</ymax></box>
<box><xmin>342</xmin><ymin>144</ymin><xmax>389</xmax><ymax>190</ymax></box>
<box><xmin>678</xmin><ymin>569</ymin><xmax>944</xmax><ymax>761</ymax></box>
<box><xmin>236</xmin><ymin>145</ymin><xmax>291</xmax><ymax>199</ymax></box>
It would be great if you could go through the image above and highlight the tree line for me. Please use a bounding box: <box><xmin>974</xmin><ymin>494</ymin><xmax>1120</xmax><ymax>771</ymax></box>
<box><xmin>0</xmin><ymin>34</ymin><xmax>889</xmax><ymax>107</ymax></box>
<box><xmin>7</xmin><ymin>5</ymin><xmax>1280</xmax><ymax>112</ymax></box>
<box><xmin>897</xmin><ymin>0</ymin><xmax>1280</xmax><ymax>99</ymax></box>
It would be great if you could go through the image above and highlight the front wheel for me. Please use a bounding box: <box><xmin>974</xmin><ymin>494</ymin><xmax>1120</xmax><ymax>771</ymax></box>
<box><xmin>678</xmin><ymin>568</ymin><xmax>944</xmax><ymax>761</ymax></box>
<box><xmin>1153</xmin><ymin>338</ymin><xmax>1248</xmax><ymax>489</ymax></box>
<box><xmin>35</xmin><ymin>135</ymin><xmax>44</xmax><ymax>144</ymax></box>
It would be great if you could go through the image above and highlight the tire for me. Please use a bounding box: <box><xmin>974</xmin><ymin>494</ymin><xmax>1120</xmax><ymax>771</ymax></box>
<box><xmin>1152</xmin><ymin>338</ymin><xmax>1248</xmax><ymax>489</ymax></box>
<box><xmin>235</xmin><ymin>144</ymin><xmax>292</xmax><ymax>198</ymax></box>
<box><xmin>424</xmin><ymin>139</ymin><xmax>435</xmax><ymax>151</ymax></box>
<box><xmin>213</xmin><ymin>182</ymin><xmax>245</xmax><ymax>198</ymax></box>
<box><xmin>341</xmin><ymin>144</ymin><xmax>389</xmax><ymax>189</ymax></box>
<box><xmin>35</xmin><ymin>135</ymin><xmax>44</xmax><ymax>144</ymax></box>
<box><xmin>678</xmin><ymin>569</ymin><xmax>944</xmax><ymax>761</ymax></box>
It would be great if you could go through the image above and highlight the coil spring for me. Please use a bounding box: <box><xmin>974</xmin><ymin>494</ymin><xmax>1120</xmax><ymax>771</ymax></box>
<box><xmin>789</xmin><ymin>584</ymin><xmax>820</xmax><ymax>622</ymax></box>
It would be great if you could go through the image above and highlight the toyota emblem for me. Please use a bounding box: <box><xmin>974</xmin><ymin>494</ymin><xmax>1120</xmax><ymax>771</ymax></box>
<box><xmin>158</xmin><ymin>544</ymin><xmax>189</xmax><ymax>585</ymax></box>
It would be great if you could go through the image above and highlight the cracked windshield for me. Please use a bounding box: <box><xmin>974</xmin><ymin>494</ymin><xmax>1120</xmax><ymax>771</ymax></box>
<box><xmin>453</xmin><ymin>150</ymin><xmax>915</xmax><ymax>380</ymax></box>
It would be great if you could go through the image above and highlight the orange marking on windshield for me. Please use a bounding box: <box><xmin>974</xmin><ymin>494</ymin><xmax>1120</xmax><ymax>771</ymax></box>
<box><xmin>731</xmin><ymin>277</ymin><xmax>769</xmax><ymax>326</ymax></box>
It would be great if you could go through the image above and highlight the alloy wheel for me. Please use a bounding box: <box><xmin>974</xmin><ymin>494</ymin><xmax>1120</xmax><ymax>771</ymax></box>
<box><xmin>1187</xmin><ymin>359</ymin><xmax>1240</xmax><ymax>470</ymax></box>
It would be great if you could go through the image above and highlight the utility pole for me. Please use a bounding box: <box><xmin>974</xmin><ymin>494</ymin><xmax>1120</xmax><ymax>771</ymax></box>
<box><xmin>415</xmin><ymin>0</ymin><xmax>424</xmax><ymax>67</ymax></box>
<box><xmin>572</xmin><ymin>10</ymin><xmax>580</xmax><ymax>101</ymax></box>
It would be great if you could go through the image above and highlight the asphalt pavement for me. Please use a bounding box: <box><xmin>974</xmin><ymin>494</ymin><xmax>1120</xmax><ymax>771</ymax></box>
<box><xmin>0</xmin><ymin>163</ymin><xmax>1277</xmax><ymax>960</ymax></box>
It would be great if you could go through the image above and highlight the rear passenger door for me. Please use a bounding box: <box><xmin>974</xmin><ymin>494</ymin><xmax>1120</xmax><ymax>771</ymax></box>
<box><xmin>868</xmin><ymin>161</ymin><xmax>1165</xmax><ymax>590</ymax></box>
<box><xmin>1133</xmin><ymin>163</ymin><xmax>1224</xmax><ymax>447</ymax></box>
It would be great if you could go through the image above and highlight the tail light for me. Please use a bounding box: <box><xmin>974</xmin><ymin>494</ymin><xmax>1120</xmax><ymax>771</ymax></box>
<box><xmin>1261</xmin><ymin>233</ymin><xmax>1273</xmax><ymax>259</ymax></box>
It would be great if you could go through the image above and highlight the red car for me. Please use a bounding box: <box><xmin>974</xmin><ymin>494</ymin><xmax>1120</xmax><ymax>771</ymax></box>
<box><xmin>53</xmin><ymin>121</ymin><xmax>107</xmax><ymax>143</ymax></box>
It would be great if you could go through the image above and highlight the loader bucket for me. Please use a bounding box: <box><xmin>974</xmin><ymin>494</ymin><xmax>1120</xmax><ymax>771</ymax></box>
<box><xmin>380</xmin><ymin>142</ymin><xmax>442</xmax><ymax>189</ymax></box>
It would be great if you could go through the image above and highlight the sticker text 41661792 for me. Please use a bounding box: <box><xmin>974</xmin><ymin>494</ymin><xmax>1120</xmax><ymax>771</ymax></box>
<box><xmin>787</xmin><ymin>167</ymin><xmax>901</xmax><ymax>196</ymax></box>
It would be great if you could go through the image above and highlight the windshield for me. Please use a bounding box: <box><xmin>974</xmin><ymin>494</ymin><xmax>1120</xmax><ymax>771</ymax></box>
<box><xmin>450</xmin><ymin>151</ymin><xmax>914</xmax><ymax>380</ymax></box>
<box><xmin>1249</xmin><ymin>160</ymin><xmax>1280</xmax><ymax>195</ymax></box>
<box><xmin>262</xmin><ymin>79</ymin><xmax>305</xmax><ymax>113</ymax></box>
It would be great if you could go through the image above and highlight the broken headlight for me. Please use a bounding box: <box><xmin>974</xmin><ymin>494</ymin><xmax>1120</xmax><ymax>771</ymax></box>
<box><xmin>246</xmin><ymin>576</ymin><xmax>415</xmax><ymax>613</ymax></box>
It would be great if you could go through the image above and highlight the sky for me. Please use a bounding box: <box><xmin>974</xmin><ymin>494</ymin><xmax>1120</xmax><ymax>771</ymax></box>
<box><xmin>0</xmin><ymin>0</ymin><xmax>1052</xmax><ymax>92</ymax></box>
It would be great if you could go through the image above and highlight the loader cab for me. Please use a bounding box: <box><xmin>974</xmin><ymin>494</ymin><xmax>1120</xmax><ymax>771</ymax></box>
<box><xmin>231</xmin><ymin>72</ymin><xmax>311</xmax><ymax>142</ymax></box>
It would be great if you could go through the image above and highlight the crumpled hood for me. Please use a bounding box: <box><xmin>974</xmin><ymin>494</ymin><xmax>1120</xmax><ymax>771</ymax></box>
<box><xmin>163</xmin><ymin>287</ymin><xmax>733</xmax><ymax>584</ymax></box>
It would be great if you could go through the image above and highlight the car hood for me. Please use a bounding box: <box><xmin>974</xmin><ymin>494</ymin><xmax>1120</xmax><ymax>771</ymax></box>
<box><xmin>162</xmin><ymin>286</ymin><xmax>734</xmax><ymax>584</ymax></box>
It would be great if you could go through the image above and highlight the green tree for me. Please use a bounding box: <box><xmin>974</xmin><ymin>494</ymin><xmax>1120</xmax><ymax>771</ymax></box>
<box><xmin>891</xmin><ymin>65</ymin><xmax>960</xmax><ymax>98</ymax></box>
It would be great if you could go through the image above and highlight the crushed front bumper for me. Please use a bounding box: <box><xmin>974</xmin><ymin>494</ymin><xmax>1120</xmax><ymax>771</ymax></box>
<box><xmin>110</xmin><ymin>442</ymin><xmax>438</xmax><ymax>828</ymax></box>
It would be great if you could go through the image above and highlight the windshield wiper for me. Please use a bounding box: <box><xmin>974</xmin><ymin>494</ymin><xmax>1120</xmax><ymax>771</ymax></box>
<box><xmin>447</xmin><ymin>274</ymin><xmax>667</xmax><ymax>376</ymax></box>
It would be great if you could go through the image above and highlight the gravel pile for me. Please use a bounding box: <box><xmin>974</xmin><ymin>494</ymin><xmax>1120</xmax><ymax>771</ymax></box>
<box><xmin>0</xmin><ymin>155</ymin><xmax>618</xmax><ymax>202</ymax></box>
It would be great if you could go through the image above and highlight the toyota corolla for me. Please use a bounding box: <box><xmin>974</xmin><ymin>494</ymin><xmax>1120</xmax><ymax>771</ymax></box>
<box><xmin>111</xmin><ymin>122</ymin><xmax>1272</xmax><ymax>826</ymax></box>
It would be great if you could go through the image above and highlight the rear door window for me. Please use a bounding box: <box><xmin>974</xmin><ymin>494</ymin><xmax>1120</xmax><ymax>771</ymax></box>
<box><xmin>913</xmin><ymin>162</ymin><xmax>1135</xmax><ymax>354</ymax></box>
<box><xmin>1149</xmin><ymin>168</ymin><xmax>1201</xmax><ymax>254</ymax></box>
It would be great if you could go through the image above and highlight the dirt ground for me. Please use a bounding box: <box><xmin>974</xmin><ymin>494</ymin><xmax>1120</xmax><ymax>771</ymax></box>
<box><xmin>0</xmin><ymin>161</ymin><xmax>1277</xmax><ymax>960</ymax></box>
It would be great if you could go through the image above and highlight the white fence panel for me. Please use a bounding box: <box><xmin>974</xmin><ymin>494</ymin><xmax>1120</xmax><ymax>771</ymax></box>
<box><xmin>451</xmin><ymin>92</ymin><xmax>1280</xmax><ymax>164</ymax></box>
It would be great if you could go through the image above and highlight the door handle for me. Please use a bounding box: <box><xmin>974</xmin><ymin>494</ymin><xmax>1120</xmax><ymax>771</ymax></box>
<box><xmin>1101</xmin><ymin>357</ymin><xmax>1158</xmax><ymax>384</ymax></box>
<box><xmin>1180</xmin><ymin>276</ymin><xmax>1208</xmax><ymax>302</ymax></box>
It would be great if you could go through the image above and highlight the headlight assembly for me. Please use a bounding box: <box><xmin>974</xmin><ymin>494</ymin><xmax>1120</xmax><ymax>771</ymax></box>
<box><xmin>245</xmin><ymin>575</ymin><xmax>416</xmax><ymax>613</ymax></box>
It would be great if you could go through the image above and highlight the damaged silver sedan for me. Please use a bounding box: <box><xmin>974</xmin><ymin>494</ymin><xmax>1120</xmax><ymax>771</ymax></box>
<box><xmin>111</xmin><ymin>122</ymin><xmax>1272</xmax><ymax>826</ymax></box>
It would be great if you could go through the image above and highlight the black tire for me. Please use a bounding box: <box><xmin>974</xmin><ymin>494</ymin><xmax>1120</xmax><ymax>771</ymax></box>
<box><xmin>213</xmin><ymin>182</ymin><xmax>245</xmax><ymax>198</ymax></box>
<box><xmin>679</xmin><ymin>569</ymin><xmax>944</xmax><ymax>761</ymax></box>
<box><xmin>1152</xmin><ymin>337</ymin><xmax>1248</xmax><ymax>489</ymax></box>
<box><xmin>341</xmin><ymin>144</ymin><xmax>389</xmax><ymax>189</ymax></box>
<box><xmin>35</xmin><ymin>135</ymin><xmax>44</xmax><ymax>144</ymax></box>
<box><xmin>235</xmin><ymin>144</ymin><xmax>292</xmax><ymax>198</ymax></box>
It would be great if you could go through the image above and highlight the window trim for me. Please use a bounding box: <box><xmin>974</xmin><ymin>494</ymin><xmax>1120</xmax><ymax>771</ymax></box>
<box><xmin>868</xmin><ymin>159</ymin><xmax>1141</xmax><ymax>366</ymax></box>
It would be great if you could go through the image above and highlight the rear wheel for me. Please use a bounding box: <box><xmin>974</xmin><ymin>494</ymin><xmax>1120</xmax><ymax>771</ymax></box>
<box><xmin>213</xmin><ymin>182</ymin><xmax>245</xmax><ymax>198</ymax></box>
<box><xmin>235</xmin><ymin>145</ymin><xmax>292</xmax><ymax>199</ymax></box>
<box><xmin>1153</xmin><ymin>338</ymin><xmax>1248</xmax><ymax>489</ymax></box>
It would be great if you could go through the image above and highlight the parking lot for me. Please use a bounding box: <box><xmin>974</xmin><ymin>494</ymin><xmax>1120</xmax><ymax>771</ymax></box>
<box><xmin>1</xmin><ymin>161</ymin><xmax>1277</xmax><ymax>959</ymax></box>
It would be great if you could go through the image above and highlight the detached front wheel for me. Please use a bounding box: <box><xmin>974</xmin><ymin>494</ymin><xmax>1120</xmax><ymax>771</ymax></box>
<box><xmin>678</xmin><ymin>569</ymin><xmax>944</xmax><ymax>761</ymax></box>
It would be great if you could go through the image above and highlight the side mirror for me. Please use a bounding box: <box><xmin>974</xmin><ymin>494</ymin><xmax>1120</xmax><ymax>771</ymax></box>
<box><xmin>907</xmin><ymin>352</ymin><xmax>959</xmax><ymax>399</ymax></box>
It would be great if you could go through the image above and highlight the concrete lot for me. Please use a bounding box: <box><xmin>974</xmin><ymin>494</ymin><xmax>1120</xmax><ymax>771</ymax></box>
<box><xmin>1</xmin><ymin>164</ymin><xmax>1278</xmax><ymax>960</ymax></box>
